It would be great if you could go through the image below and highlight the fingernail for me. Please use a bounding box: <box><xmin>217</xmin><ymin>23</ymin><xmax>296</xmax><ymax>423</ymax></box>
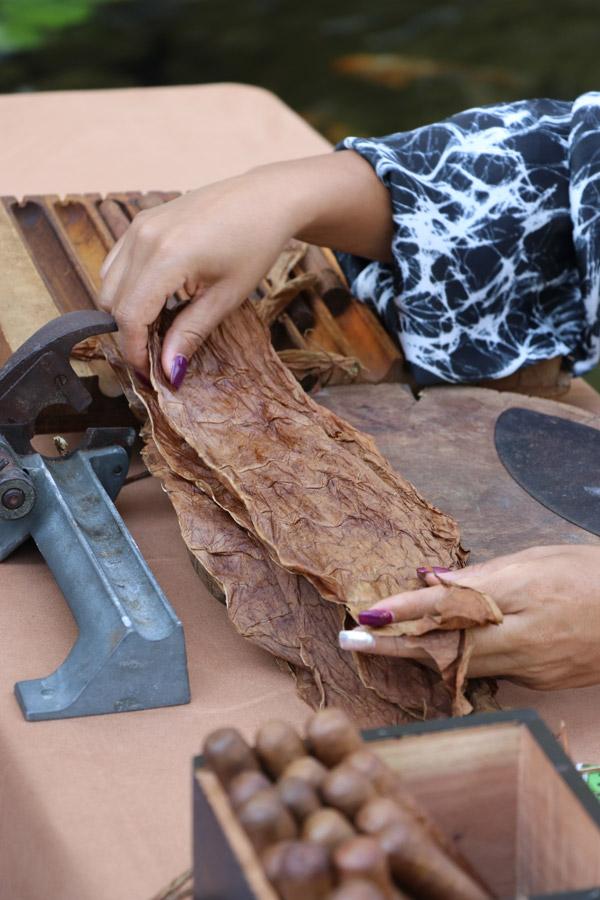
<box><xmin>416</xmin><ymin>567</ymin><xmax>431</xmax><ymax>578</ymax></box>
<box><xmin>170</xmin><ymin>355</ymin><xmax>188</xmax><ymax>390</ymax></box>
<box><xmin>358</xmin><ymin>609</ymin><xmax>393</xmax><ymax>627</ymax></box>
<box><xmin>338</xmin><ymin>630</ymin><xmax>376</xmax><ymax>651</ymax></box>
<box><xmin>134</xmin><ymin>370</ymin><xmax>152</xmax><ymax>388</ymax></box>
<box><xmin>432</xmin><ymin>566</ymin><xmax>451</xmax><ymax>574</ymax></box>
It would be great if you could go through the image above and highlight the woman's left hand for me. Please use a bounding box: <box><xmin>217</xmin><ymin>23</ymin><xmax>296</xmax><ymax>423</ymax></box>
<box><xmin>339</xmin><ymin>545</ymin><xmax>600</xmax><ymax>690</ymax></box>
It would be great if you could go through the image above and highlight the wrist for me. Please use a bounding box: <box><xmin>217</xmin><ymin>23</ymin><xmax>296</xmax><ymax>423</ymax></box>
<box><xmin>243</xmin><ymin>158</ymin><xmax>324</xmax><ymax>240</ymax></box>
<box><xmin>247</xmin><ymin>151</ymin><xmax>393</xmax><ymax>262</ymax></box>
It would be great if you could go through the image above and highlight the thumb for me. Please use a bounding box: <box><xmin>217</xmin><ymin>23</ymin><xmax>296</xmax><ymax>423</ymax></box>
<box><xmin>160</xmin><ymin>281</ymin><xmax>240</xmax><ymax>387</ymax></box>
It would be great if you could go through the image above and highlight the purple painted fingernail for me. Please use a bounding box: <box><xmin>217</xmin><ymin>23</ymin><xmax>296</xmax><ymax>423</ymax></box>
<box><xmin>134</xmin><ymin>370</ymin><xmax>152</xmax><ymax>388</ymax></box>
<box><xmin>432</xmin><ymin>566</ymin><xmax>451</xmax><ymax>574</ymax></box>
<box><xmin>416</xmin><ymin>566</ymin><xmax>431</xmax><ymax>578</ymax></box>
<box><xmin>170</xmin><ymin>355</ymin><xmax>188</xmax><ymax>390</ymax></box>
<box><xmin>358</xmin><ymin>609</ymin><xmax>393</xmax><ymax>627</ymax></box>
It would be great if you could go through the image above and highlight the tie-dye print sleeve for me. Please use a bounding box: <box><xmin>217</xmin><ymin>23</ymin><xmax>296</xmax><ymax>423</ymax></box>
<box><xmin>336</xmin><ymin>95</ymin><xmax>600</xmax><ymax>385</ymax></box>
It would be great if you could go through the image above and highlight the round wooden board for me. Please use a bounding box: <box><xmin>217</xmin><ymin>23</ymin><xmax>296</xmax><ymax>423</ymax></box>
<box><xmin>317</xmin><ymin>383</ymin><xmax>600</xmax><ymax>562</ymax></box>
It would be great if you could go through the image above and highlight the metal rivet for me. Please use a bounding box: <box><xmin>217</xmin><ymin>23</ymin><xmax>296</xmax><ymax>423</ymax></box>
<box><xmin>2</xmin><ymin>488</ymin><xmax>25</xmax><ymax>510</ymax></box>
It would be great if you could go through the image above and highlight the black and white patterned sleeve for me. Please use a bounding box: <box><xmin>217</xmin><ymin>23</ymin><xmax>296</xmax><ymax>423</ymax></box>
<box><xmin>336</xmin><ymin>93</ymin><xmax>600</xmax><ymax>385</ymax></box>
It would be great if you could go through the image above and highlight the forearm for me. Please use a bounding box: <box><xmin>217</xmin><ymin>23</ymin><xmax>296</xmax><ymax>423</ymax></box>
<box><xmin>249</xmin><ymin>151</ymin><xmax>394</xmax><ymax>263</ymax></box>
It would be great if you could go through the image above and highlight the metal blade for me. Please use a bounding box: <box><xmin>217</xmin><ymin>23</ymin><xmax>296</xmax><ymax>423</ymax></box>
<box><xmin>495</xmin><ymin>407</ymin><xmax>600</xmax><ymax>536</ymax></box>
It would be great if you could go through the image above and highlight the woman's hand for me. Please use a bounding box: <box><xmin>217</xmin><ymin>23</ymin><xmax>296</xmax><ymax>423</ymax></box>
<box><xmin>339</xmin><ymin>545</ymin><xmax>600</xmax><ymax>691</ymax></box>
<box><xmin>98</xmin><ymin>151</ymin><xmax>393</xmax><ymax>383</ymax></box>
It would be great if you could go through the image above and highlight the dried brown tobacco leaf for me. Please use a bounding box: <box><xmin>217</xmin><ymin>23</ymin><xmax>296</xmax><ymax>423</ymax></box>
<box><xmin>144</xmin><ymin>302</ymin><xmax>491</xmax><ymax>719</ymax></box>
<box><xmin>466</xmin><ymin>677</ymin><xmax>500</xmax><ymax>713</ymax></box>
<box><xmin>357</xmin><ymin>584</ymin><xmax>502</xmax><ymax>716</ymax></box>
<box><xmin>258</xmin><ymin>272</ymin><xmax>319</xmax><ymax>326</ymax></box>
<box><xmin>256</xmin><ymin>240</ymin><xmax>319</xmax><ymax>325</ymax></box>
<box><xmin>148</xmin><ymin>301</ymin><xmax>467</xmax><ymax>610</ymax></box>
<box><xmin>142</xmin><ymin>437</ymin><xmax>414</xmax><ymax>728</ymax></box>
<box><xmin>70</xmin><ymin>335</ymin><xmax>105</xmax><ymax>361</ymax></box>
<box><xmin>134</xmin><ymin>379</ymin><xmax>251</xmax><ymax>532</ymax></box>
<box><xmin>85</xmin><ymin>334</ymin><xmax>147</xmax><ymax>420</ymax></box>
<box><xmin>364</xmin><ymin>631</ymin><xmax>472</xmax><ymax>718</ymax></box>
<box><xmin>142</xmin><ymin>438</ymin><xmax>308</xmax><ymax>668</ymax></box>
<box><xmin>351</xmin><ymin>652</ymin><xmax>454</xmax><ymax>721</ymax></box>
<box><xmin>277</xmin><ymin>349</ymin><xmax>362</xmax><ymax>388</ymax></box>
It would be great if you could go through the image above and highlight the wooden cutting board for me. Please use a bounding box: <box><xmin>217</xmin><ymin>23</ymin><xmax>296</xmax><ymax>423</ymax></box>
<box><xmin>318</xmin><ymin>382</ymin><xmax>600</xmax><ymax>562</ymax></box>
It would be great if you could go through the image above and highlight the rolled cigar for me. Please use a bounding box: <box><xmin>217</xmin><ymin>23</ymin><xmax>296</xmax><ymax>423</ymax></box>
<box><xmin>326</xmin><ymin>879</ymin><xmax>388</xmax><ymax>900</ymax></box>
<box><xmin>355</xmin><ymin>793</ymin><xmax>491</xmax><ymax>899</ymax></box>
<box><xmin>322</xmin><ymin>764</ymin><xmax>376</xmax><ymax>819</ymax></box>
<box><xmin>202</xmin><ymin>727</ymin><xmax>259</xmax><ymax>787</ymax></box>
<box><xmin>333</xmin><ymin>836</ymin><xmax>398</xmax><ymax>900</ymax></box>
<box><xmin>302</xmin><ymin>807</ymin><xmax>355</xmax><ymax>850</ymax></box>
<box><xmin>237</xmin><ymin>788</ymin><xmax>297</xmax><ymax>853</ymax></box>
<box><xmin>328</xmin><ymin>880</ymin><xmax>415</xmax><ymax>900</ymax></box>
<box><xmin>282</xmin><ymin>755</ymin><xmax>328</xmax><ymax>790</ymax></box>
<box><xmin>262</xmin><ymin>839</ymin><xmax>334</xmax><ymax>900</ymax></box>
<box><xmin>355</xmin><ymin>798</ymin><xmax>405</xmax><ymax>835</ymax></box>
<box><xmin>255</xmin><ymin>720</ymin><xmax>305</xmax><ymax>778</ymax></box>
<box><xmin>306</xmin><ymin>709</ymin><xmax>362</xmax><ymax>767</ymax></box>
<box><xmin>277</xmin><ymin>775</ymin><xmax>321</xmax><ymax>822</ymax></box>
<box><xmin>379</xmin><ymin>821</ymin><xmax>491</xmax><ymax>900</ymax></box>
<box><xmin>262</xmin><ymin>840</ymin><xmax>294</xmax><ymax>880</ymax></box>
<box><xmin>345</xmin><ymin>750</ymin><xmax>486</xmax><ymax>889</ymax></box>
<box><xmin>228</xmin><ymin>770</ymin><xmax>272</xmax><ymax>811</ymax></box>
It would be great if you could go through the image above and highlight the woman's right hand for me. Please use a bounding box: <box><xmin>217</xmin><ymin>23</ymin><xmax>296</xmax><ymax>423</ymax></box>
<box><xmin>97</xmin><ymin>151</ymin><xmax>393</xmax><ymax>384</ymax></box>
<box><xmin>98</xmin><ymin>169</ymin><xmax>300</xmax><ymax>384</ymax></box>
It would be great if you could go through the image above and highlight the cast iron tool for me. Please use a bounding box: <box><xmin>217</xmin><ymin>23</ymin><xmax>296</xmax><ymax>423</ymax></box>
<box><xmin>0</xmin><ymin>310</ymin><xmax>190</xmax><ymax>720</ymax></box>
<box><xmin>495</xmin><ymin>406</ymin><xmax>600</xmax><ymax>537</ymax></box>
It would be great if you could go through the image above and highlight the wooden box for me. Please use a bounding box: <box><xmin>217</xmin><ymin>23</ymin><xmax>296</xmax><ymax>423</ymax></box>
<box><xmin>193</xmin><ymin>710</ymin><xmax>600</xmax><ymax>900</ymax></box>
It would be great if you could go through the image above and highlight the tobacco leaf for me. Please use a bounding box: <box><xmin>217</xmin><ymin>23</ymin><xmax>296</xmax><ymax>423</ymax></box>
<box><xmin>356</xmin><ymin>583</ymin><xmax>502</xmax><ymax>716</ymax></box>
<box><xmin>135</xmin><ymin>379</ymin><xmax>252</xmax><ymax>533</ymax></box>
<box><xmin>277</xmin><ymin>349</ymin><xmax>362</xmax><ymax>387</ymax></box>
<box><xmin>142</xmin><ymin>436</ymin><xmax>413</xmax><ymax>728</ymax></box>
<box><xmin>256</xmin><ymin>240</ymin><xmax>319</xmax><ymax>326</ymax></box>
<box><xmin>148</xmin><ymin>301</ymin><xmax>467</xmax><ymax>610</ymax></box>
<box><xmin>91</xmin><ymin>334</ymin><xmax>147</xmax><ymax>421</ymax></box>
<box><xmin>258</xmin><ymin>272</ymin><xmax>319</xmax><ymax>326</ymax></box>
<box><xmin>140</xmin><ymin>301</ymin><xmax>492</xmax><ymax>720</ymax></box>
<box><xmin>71</xmin><ymin>335</ymin><xmax>105</xmax><ymax>360</ymax></box>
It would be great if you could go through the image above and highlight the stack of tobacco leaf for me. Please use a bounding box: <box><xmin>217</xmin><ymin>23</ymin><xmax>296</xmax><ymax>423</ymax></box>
<box><xmin>132</xmin><ymin>284</ymin><xmax>502</xmax><ymax>728</ymax></box>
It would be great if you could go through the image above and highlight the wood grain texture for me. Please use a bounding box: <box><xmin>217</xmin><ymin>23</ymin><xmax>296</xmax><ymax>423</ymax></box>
<box><xmin>51</xmin><ymin>196</ymin><xmax>112</xmax><ymax>292</ymax></box>
<box><xmin>317</xmin><ymin>383</ymin><xmax>600</xmax><ymax>562</ymax></box>
<box><xmin>0</xmin><ymin>201</ymin><xmax>62</xmax><ymax>358</ymax></box>
<box><xmin>0</xmin><ymin>202</ymin><xmax>93</xmax><ymax>379</ymax></box>
<box><xmin>5</xmin><ymin>197</ymin><xmax>95</xmax><ymax>313</ymax></box>
<box><xmin>0</xmin><ymin>197</ymin><xmax>115</xmax><ymax>388</ymax></box>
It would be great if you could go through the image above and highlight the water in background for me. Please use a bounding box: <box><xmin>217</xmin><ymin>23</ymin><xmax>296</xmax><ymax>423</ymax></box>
<box><xmin>2</xmin><ymin>0</ymin><xmax>600</xmax><ymax>386</ymax></box>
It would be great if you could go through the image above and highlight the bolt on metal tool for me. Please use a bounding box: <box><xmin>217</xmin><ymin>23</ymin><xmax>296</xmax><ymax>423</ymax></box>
<box><xmin>0</xmin><ymin>310</ymin><xmax>190</xmax><ymax>720</ymax></box>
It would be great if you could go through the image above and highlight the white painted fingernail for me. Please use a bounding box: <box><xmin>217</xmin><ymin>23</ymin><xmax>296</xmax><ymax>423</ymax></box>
<box><xmin>338</xmin><ymin>630</ymin><xmax>376</xmax><ymax>651</ymax></box>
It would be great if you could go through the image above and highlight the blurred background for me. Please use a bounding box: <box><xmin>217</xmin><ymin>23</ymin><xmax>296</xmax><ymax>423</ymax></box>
<box><xmin>2</xmin><ymin>0</ymin><xmax>600</xmax><ymax>383</ymax></box>
<box><xmin>2</xmin><ymin>0</ymin><xmax>599</xmax><ymax>140</ymax></box>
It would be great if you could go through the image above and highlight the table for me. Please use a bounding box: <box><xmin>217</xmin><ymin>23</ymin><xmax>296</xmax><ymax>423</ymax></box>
<box><xmin>1</xmin><ymin>82</ymin><xmax>600</xmax><ymax>900</ymax></box>
<box><xmin>0</xmin><ymin>83</ymin><xmax>328</xmax><ymax>900</ymax></box>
